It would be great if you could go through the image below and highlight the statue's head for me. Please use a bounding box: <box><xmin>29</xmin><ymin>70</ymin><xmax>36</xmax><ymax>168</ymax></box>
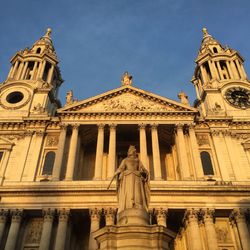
<box><xmin>127</xmin><ymin>145</ymin><xmax>137</xmax><ymax>157</ymax></box>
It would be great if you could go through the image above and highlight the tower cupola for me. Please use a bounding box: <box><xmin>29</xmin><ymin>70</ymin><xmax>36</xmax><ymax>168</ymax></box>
<box><xmin>6</xmin><ymin>28</ymin><xmax>63</xmax><ymax>95</ymax></box>
<box><xmin>192</xmin><ymin>28</ymin><xmax>248</xmax><ymax>101</ymax></box>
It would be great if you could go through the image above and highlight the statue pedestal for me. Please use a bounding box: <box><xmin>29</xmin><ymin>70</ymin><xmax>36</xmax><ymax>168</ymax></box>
<box><xmin>117</xmin><ymin>208</ymin><xmax>149</xmax><ymax>225</ymax></box>
<box><xmin>93</xmin><ymin>224</ymin><xmax>175</xmax><ymax>250</ymax></box>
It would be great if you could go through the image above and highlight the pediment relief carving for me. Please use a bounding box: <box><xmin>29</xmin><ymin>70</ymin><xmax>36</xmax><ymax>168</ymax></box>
<box><xmin>82</xmin><ymin>93</ymin><xmax>175</xmax><ymax>112</ymax></box>
<box><xmin>60</xmin><ymin>86</ymin><xmax>197</xmax><ymax>114</ymax></box>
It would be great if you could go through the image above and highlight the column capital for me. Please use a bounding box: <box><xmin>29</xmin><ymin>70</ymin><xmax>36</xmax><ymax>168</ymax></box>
<box><xmin>58</xmin><ymin>209</ymin><xmax>70</xmax><ymax>222</ymax></box>
<box><xmin>200</xmin><ymin>208</ymin><xmax>215</xmax><ymax>222</ymax></box>
<box><xmin>43</xmin><ymin>208</ymin><xmax>55</xmax><ymax>222</ymax></box>
<box><xmin>97</xmin><ymin>123</ymin><xmax>105</xmax><ymax>129</ymax></box>
<box><xmin>10</xmin><ymin>209</ymin><xmax>24</xmax><ymax>222</ymax></box>
<box><xmin>184</xmin><ymin>208</ymin><xmax>200</xmax><ymax>223</ymax></box>
<box><xmin>155</xmin><ymin>208</ymin><xmax>168</xmax><ymax>227</ymax></box>
<box><xmin>109</xmin><ymin>123</ymin><xmax>117</xmax><ymax>129</ymax></box>
<box><xmin>89</xmin><ymin>208</ymin><xmax>101</xmax><ymax>221</ymax></box>
<box><xmin>104</xmin><ymin>207</ymin><xmax>116</xmax><ymax>226</ymax></box>
<box><xmin>138</xmin><ymin>123</ymin><xmax>147</xmax><ymax>129</ymax></box>
<box><xmin>35</xmin><ymin>130</ymin><xmax>46</xmax><ymax>137</ymax></box>
<box><xmin>0</xmin><ymin>209</ymin><xmax>9</xmax><ymax>222</ymax></box>
<box><xmin>150</xmin><ymin>123</ymin><xmax>158</xmax><ymax>129</ymax></box>
<box><xmin>72</xmin><ymin>124</ymin><xmax>80</xmax><ymax>130</ymax></box>
<box><xmin>60</xmin><ymin>124</ymin><xmax>68</xmax><ymax>130</ymax></box>
<box><xmin>188</xmin><ymin>123</ymin><xmax>196</xmax><ymax>130</ymax></box>
<box><xmin>230</xmin><ymin>208</ymin><xmax>247</xmax><ymax>223</ymax></box>
<box><xmin>176</xmin><ymin>123</ymin><xmax>184</xmax><ymax>130</ymax></box>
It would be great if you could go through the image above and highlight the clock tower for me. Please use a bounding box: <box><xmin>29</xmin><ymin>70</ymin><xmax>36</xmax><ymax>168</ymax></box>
<box><xmin>192</xmin><ymin>28</ymin><xmax>250</xmax><ymax>119</ymax></box>
<box><xmin>0</xmin><ymin>28</ymin><xmax>63</xmax><ymax>120</ymax></box>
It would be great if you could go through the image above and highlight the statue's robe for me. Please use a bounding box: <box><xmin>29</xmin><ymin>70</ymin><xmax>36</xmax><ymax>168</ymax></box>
<box><xmin>115</xmin><ymin>157</ymin><xmax>150</xmax><ymax>213</ymax></box>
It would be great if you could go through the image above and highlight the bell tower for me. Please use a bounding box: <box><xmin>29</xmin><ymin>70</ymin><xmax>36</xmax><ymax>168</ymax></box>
<box><xmin>192</xmin><ymin>28</ymin><xmax>250</xmax><ymax>119</ymax></box>
<box><xmin>0</xmin><ymin>28</ymin><xmax>63</xmax><ymax>119</ymax></box>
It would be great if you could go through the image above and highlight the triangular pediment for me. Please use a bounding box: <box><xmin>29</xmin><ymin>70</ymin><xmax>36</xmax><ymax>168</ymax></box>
<box><xmin>59</xmin><ymin>85</ymin><xmax>197</xmax><ymax>113</ymax></box>
<box><xmin>0</xmin><ymin>136</ymin><xmax>15</xmax><ymax>149</ymax></box>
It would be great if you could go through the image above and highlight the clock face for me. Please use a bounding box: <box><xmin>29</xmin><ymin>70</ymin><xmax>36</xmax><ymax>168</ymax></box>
<box><xmin>225</xmin><ymin>87</ymin><xmax>250</xmax><ymax>109</ymax></box>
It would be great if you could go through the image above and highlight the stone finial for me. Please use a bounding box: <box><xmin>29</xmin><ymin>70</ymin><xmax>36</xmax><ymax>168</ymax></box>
<box><xmin>121</xmin><ymin>71</ymin><xmax>132</xmax><ymax>85</ymax></box>
<box><xmin>45</xmin><ymin>28</ymin><xmax>52</xmax><ymax>37</ymax></box>
<box><xmin>178</xmin><ymin>91</ymin><xmax>189</xmax><ymax>105</ymax></box>
<box><xmin>202</xmin><ymin>27</ymin><xmax>209</xmax><ymax>37</ymax></box>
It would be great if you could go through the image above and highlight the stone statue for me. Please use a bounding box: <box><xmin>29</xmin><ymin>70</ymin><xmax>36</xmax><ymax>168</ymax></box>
<box><xmin>108</xmin><ymin>145</ymin><xmax>150</xmax><ymax>213</ymax></box>
<box><xmin>121</xmin><ymin>71</ymin><xmax>132</xmax><ymax>86</ymax></box>
<box><xmin>66</xmin><ymin>90</ymin><xmax>73</xmax><ymax>105</ymax></box>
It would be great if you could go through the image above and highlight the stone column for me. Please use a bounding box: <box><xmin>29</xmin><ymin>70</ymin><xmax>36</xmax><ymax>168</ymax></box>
<box><xmin>139</xmin><ymin>124</ymin><xmax>148</xmax><ymax>170</ymax></box>
<box><xmin>201</xmin><ymin>209</ymin><xmax>218</xmax><ymax>250</ymax></box>
<box><xmin>231</xmin><ymin>208</ymin><xmax>250</xmax><ymax>250</ymax></box>
<box><xmin>54</xmin><ymin>209</ymin><xmax>70</xmax><ymax>250</ymax></box>
<box><xmin>216</xmin><ymin>61</ymin><xmax>223</xmax><ymax>80</ymax></box>
<box><xmin>151</xmin><ymin>124</ymin><xmax>162</xmax><ymax>180</ymax></box>
<box><xmin>188</xmin><ymin>124</ymin><xmax>203</xmax><ymax>179</ymax></box>
<box><xmin>5</xmin><ymin>209</ymin><xmax>23</xmax><ymax>250</ymax></box>
<box><xmin>10</xmin><ymin>61</ymin><xmax>19</xmax><ymax>79</ymax></box>
<box><xmin>16</xmin><ymin>62</ymin><xmax>24</xmax><ymax>79</ymax></box>
<box><xmin>20</xmin><ymin>61</ymin><xmax>28</xmax><ymax>79</ymax></box>
<box><xmin>226</xmin><ymin>61</ymin><xmax>234</xmax><ymax>79</ymax></box>
<box><xmin>39</xmin><ymin>209</ymin><xmax>55</xmax><ymax>250</ymax></box>
<box><xmin>235</xmin><ymin>60</ymin><xmax>244</xmax><ymax>79</ymax></box>
<box><xmin>175</xmin><ymin>124</ymin><xmax>190</xmax><ymax>180</ymax></box>
<box><xmin>155</xmin><ymin>208</ymin><xmax>167</xmax><ymax>227</ymax></box>
<box><xmin>0</xmin><ymin>209</ymin><xmax>8</xmax><ymax>243</ymax></box>
<box><xmin>200</xmin><ymin>65</ymin><xmax>208</xmax><ymax>83</ymax></box>
<box><xmin>104</xmin><ymin>207</ymin><xmax>116</xmax><ymax>226</ymax></box>
<box><xmin>107</xmin><ymin>124</ymin><xmax>116</xmax><ymax>179</ymax></box>
<box><xmin>65</xmin><ymin>125</ymin><xmax>79</xmax><ymax>180</ymax></box>
<box><xmin>89</xmin><ymin>208</ymin><xmax>101</xmax><ymax>250</ymax></box>
<box><xmin>39</xmin><ymin>61</ymin><xmax>46</xmax><ymax>79</ymax></box>
<box><xmin>52</xmin><ymin>125</ymin><xmax>67</xmax><ymax>180</ymax></box>
<box><xmin>185</xmin><ymin>209</ymin><xmax>202</xmax><ymax>250</ymax></box>
<box><xmin>94</xmin><ymin>124</ymin><xmax>105</xmax><ymax>180</ymax></box>
<box><xmin>230</xmin><ymin>217</ymin><xmax>242</xmax><ymax>250</ymax></box>
<box><xmin>47</xmin><ymin>64</ymin><xmax>55</xmax><ymax>83</ymax></box>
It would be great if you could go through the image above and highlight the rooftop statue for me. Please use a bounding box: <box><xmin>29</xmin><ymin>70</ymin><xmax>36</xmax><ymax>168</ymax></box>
<box><xmin>108</xmin><ymin>145</ymin><xmax>150</xmax><ymax>213</ymax></box>
<box><xmin>121</xmin><ymin>71</ymin><xmax>132</xmax><ymax>86</ymax></box>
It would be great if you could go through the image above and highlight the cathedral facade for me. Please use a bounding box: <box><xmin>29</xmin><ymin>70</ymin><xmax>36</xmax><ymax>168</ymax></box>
<box><xmin>0</xmin><ymin>28</ymin><xmax>250</xmax><ymax>250</ymax></box>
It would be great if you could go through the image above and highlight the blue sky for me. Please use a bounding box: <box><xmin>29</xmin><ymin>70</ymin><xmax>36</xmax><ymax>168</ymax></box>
<box><xmin>1</xmin><ymin>0</ymin><xmax>250</xmax><ymax>105</ymax></box>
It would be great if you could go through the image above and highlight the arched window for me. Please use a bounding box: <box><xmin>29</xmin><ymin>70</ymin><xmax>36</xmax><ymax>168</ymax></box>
<box><xmin>200</xmin><ymin>151</ymin><xmax>214</xmax><ymax>175</ymax></box>
<box><xmin>213</xmin><ymin>47</ymin><xmax>218</xmax><ymax>53</ymax></box>
<box><xmin>42</xmin><ymin>151</ymin><xmax>55</xmax><ymax>175</ymax></box>
<box><xmin>36</xmin><ymin>47</ymin><xmax>41</xmax><ymax>54</ymax></box>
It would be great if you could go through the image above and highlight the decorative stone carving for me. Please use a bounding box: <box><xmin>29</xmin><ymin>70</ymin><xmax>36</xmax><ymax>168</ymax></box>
<box><xmin>104</xmin><ymin>207</ymin><xmax>116</xmax><ymax>226</ymax></box>
<box><xmin>89</xmin><ymin>208</ymin><xmax>101</xmax><ymax>221</ymax></box>
<box><xmin>155</xmin><ymin>208</ymin><xmax>168</xmax><ymax>227</ymax></box>
<box><xmin>58</xmin><ymin>209</ymin><xmax>70</xmax><ymax>222</ymax></box>
<box><xmin>82</xmin><ymin>93</ymin><xmax>174</xmax><ymax>112</ymax></box>
<box><xmin>10</xmin><ymin>209</ymin><xmax>23</xmax><ymax>222</ymax></box>
<box><xmin>42</xmin><ymin>208</ymin><xmax>55</xmax><ymax>222</ymax></box>
<box><xmin>215</xmin><ymin>226</ymin><xmax>230</xmax><ymax>242</ymax></box>
<box><xmin>24</xmin><ymin>218</ymin><xmax>43</xmax><ymax>244</ymax></box>
<box><xmin>197</xmin><ymin>134</ymin><xmax>210</xmax><ymax>146</ymax></box>
<box><xmin>46</xmin><ymin>135</ymin><xmax>59</xmax><ymax>147</ymax></box>
<box><xmin>32</xmin><ymin>103</ymin><xmax>46</xmax><ymax>114</ymax></box>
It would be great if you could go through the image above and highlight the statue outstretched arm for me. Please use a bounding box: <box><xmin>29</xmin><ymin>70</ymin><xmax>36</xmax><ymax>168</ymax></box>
<box><xmin>107</xmin><ymin>159</ymin><xmax>126</xmax><ymax>190</ymax></box>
